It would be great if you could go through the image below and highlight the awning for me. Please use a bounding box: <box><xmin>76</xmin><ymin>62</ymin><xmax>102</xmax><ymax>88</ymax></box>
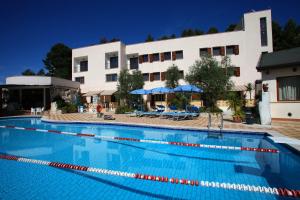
<box><xmin>231</xmin><ymin>85</ymin><xmax>247</xmax><ymax>91</ymax></box>
<box><xmin>100</xmin><ymin>90</ymin><xmax>117</xmax><ymax>96</ymax></box>
<box><xmin>83</xmin><ymin>90</ymin><xmax>103</xmax><ymax>97</ymax></box>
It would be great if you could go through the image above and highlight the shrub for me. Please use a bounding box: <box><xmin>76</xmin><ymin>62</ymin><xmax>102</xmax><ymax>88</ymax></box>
<box><xmin>115</xmin><ymin>105</ymin><xmax>133</xmax><ymax>114</ymax></box>
<box><xmin>62</xmin><ymin>103</ymin><xmax>77</xmax><ymax>113</ymax></box>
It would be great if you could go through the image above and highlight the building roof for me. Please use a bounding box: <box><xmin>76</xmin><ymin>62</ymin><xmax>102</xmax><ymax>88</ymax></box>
<box><xmin>257</xmin><ymin>47</ymin><xmax>300</xmax><ymax>71</ymax></box>
<box><xmin>2</xmin><ymin>76</ymin><xmax>80</xmax><ymax>89</ymax></box>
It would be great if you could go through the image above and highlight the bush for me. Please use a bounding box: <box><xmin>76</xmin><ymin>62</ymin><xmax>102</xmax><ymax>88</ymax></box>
<box><xmin>61</xmin><ymin>103</ymin><xmax>77</xmax><ymax>113</ymax></box>
<box><xmin>53</xmin><ymin>95</ymin><xmax>67</xmax><ymax>109</ymax></box>
<box><xmin>115</xmin><ymin>105</ymin><xmax>133</xmax><ymax>114</ymax></box>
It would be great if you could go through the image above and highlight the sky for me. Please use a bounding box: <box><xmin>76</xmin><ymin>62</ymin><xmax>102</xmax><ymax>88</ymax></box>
<box><xmin>0</xmin><ymin>0</ymin><xmax>300</xmax><ymax>83</ymax></box>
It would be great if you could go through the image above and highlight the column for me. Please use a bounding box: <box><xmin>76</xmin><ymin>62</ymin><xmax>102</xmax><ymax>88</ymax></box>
<box><xmin>43</xmin><ymin>88</ymin><xmax>46</xmax><ymax>108</ymax></box>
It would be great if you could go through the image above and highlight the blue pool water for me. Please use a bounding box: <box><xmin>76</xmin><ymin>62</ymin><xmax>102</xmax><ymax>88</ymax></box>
<box><xmin>0</xmin><ymin>117</ymin><xmax>299</xmax><ymax>200</ymax></box>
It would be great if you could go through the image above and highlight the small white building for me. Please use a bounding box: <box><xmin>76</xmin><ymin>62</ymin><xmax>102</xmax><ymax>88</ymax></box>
<box><xmin>72</xmin><ymin>9</ymin><xmax>273</xmax><ymax>107</ymax></box>
<box><xmin>0</xmin><ymin>76</ymin><xmax>80</xmax><ymax>111</ymax></box>
<box><xmin>257</xmin><ymin>47</ymin><xmax>300</xmax><ymax>121</ymax></box>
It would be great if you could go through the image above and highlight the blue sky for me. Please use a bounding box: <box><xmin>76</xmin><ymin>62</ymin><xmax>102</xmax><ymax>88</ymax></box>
<box><xmin>0</xmin><ymin>0</ymin><xmax>299</xmax><ymax>83</ymax></box>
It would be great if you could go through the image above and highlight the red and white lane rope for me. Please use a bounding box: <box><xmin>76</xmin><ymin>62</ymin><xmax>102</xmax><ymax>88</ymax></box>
<box><xmin>0</xmin><ymin>125</ymin><xmax>279</xmax><ymax>153</ymax></box>
<box><xmin>0</xmin><ymin>153</ymin><xmax>299</xmax><ymax>198</ymax></box>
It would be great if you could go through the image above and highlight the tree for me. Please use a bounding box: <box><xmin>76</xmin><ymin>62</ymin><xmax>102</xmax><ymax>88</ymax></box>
<box><xmin>207</xmin><ymin>27</ymin><xmax>219</xmax><ymax>34</ymax></box>
<box><xmin>281</xmin><ymin>19</ymin><xmax>300</xmax><ymax>50</ymax></box>
<box><xmin>245</xmin><ymin>83</ymin><xmax>253</xmax><ymax>100</ymax></box>
<box><xmin>185</xmin><ymin>56</ymin><xmax>233</xmax><ymax>111</ymax></box>
<box><xmin>100</xmin><ymin>37</ymin><xmax>108</xmax><ymax>44</ymax></box>
<box><xmin>165</xmin><ymin>65</ymin><xmax>181</xmax><ymax>88</ymax></box>
<box><xmin>145</xmin><ymin>34</ymin><xmax>154</xmax><ymax>42</ymax></box>
<box><xmin>116</xmin><ymin>69</ymin><xmax>144</xmax><ymax>107</ymax></box>
<box><xmin>194</xmin><ymin>29</ymin><xmax>204</xmax><ymax>35</ymax></box>
<box><xmin>22</xmin><ymin>69</ymin><xmax>35</xmax><ymax>76</ymax></box>
<box><xmin>37</xmin><ymin>69</ymin><xmax>46</xmax><ymax>76</ymax></box>
<box><xmin>43</xmin><ymin>43</ymin><xmax>72</xmax><ymax>79</ymax></box>
<box><xmin>272</xmin><ymin>21</ymin><xmax>283</xmax><ymax>51</ymax></box>
<box><xmin>110</xmin><ymin>38</ymin><xmax>120</xmax><ymax>42</ymax></box>
<box><xmin>226</xmin><ymin>24</ymin><xmax>236</xmax><ymax>32</ymax></box>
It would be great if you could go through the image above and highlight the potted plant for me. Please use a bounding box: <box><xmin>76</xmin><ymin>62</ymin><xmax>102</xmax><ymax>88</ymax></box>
<box><xmin>227</xmin><ymin>92</ymin><xmax>244</xmax><ymax>123</ymax></box>
<box><xmin>262</xmin><ymin>83</ymin><xmax>269</xmax><ymax>92</ymax></box>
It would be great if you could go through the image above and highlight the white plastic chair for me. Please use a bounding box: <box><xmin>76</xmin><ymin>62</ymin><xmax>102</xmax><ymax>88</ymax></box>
<box><xmin>31</xmin><ymin>108</ymin><xmax>36</xmax><ymax>115</ymax></box>
<box><xmin>36</xmin><ymin>107</ymin><xmax>42</xmax><ymax>115</ymax></box>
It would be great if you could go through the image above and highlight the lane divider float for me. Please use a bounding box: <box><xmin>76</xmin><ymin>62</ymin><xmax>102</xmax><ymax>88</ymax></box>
<box><xmin>0</xmin><ymin>153</ymin><xmax>298</xmax><ymax>198</ymax></box>
<box><xmin>0</xmin><ymin>125</ymin><xmax>279</xmax><ymax>153</ymax></box>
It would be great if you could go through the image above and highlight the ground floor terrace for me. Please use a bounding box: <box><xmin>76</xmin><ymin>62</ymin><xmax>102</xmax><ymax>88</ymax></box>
<box><xmin>42</xmin><ymin>112</ymin><xmax>300</xmax><ymax>140</ymax></box>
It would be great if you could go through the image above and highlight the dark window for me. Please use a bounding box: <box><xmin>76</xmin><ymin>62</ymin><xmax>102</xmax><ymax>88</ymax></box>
<box><xmin>226</xmin><ymin>46</ymin><xmax>235</xmax><ymax>55</ymax></box>
<box><xmin>152</xmin><ymin>53</ymin><xmax>159</xmax><ymax>62</ymax></box>
<box><xmin>130</xmin><ymin>57</ymin><xmax>139</xmax><ymax>69</ymax></box>
<box><xmin>153</xmin><ymin>94</ymin><xmax>165</xmax><ymax>101</ymax></box>
<box><xmin>75</xmin><ymin>77</ymin><xmax>85</xmax><ymax>84</ymax></box>
<box><xmin>200</xmin><ymin>48</ymin><xmax>209</xmax><ymax>57</ymax></box>
<box><xmin>110</xmin><ymin>56</ymin><xmax>118</xmax><ymax>68</ymax></box>
<box><xmin>106</xmin><ymin>74</ymin><xmax>118</xmax><ymax>82</ymax></box>
<box><xmin>175</xmin><ymin>51</ymin><xmax>183</xmax><ymax>59</ymax></box>
<box><xmin>164</xmin><ymin>52</ymin><xmax>171</xmax><ymax>60</ymax></box>
<box><xmin>143</xmin><ymin>54</ymin><xmax>149</xmax><ymax>62</ymax></box>
<box><xmin>153</xmin><ymin>72</ymin><xmax>160</xmax><ymax>81</ymax></box>
<box><xmin>260</xmin><ymin>17</ymin><xmax>268</xmax><ymax>46</ymax></box>
<box><xmin>278</xmin><ymin>76</ymin><xmax>300</xmax><ymax>101</ymax></box>
<box><xmin>213</xmin><ymin>47</ymin><xmax>221</xmax><ymax>56</ymax></box>
<box><xmin>179</xmin><ymin>70</ymin><xmax>184</xmax><ymax>79</ymax></box>
<box><xmin>80</xmin><ymin>61</ymin><xmax>88</xmax><ymax>72</ymax></box>
<box><xmin>143</xmin><ymin>73</ymin><xmax>149</xmax><ymax>81</ymax></box>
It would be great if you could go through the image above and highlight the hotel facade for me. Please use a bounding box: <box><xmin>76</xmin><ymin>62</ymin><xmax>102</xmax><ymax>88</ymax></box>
<box><xmin>72</xmin><ymin>10</ymin><xmax>273</xmax><ymax>108</ymax></box>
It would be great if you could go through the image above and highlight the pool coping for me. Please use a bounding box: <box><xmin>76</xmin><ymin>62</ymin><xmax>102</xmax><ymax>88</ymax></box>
<box><xmin>1</xmin><ymin>115</ymin><xmax>299</xmax><ymax>152</ymax></box>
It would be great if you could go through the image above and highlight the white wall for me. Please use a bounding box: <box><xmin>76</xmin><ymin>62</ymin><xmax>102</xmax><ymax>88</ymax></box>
<box><xmin>262</xmin><ymin>67</ymin><xmax>300</xmax><ymax>119</ymax></box>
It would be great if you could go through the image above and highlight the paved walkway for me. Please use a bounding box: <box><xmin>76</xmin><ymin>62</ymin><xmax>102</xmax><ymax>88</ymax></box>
<box><xmin>42</xmin><ymin>112</ymin><xmax>300</xmax><ymax>139</ymax></box>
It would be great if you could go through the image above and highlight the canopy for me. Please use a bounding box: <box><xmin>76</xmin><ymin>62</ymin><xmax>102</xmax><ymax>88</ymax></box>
<box><xmin>174</xmin><ymin>85</ymin><xmax>203</xmax><ymax>93</ymax></box>
<box><xmin>101</xmin><ymin>90</ymin><xmax>117</xmax><ymax>96</ymax></box>
<box><xmin>130</xmin><ymin>89</ymin><xmax>151</xmax><ymax>95</ymax></box>
<box><xmin>83</xmin><ymin>90</ymin><xmax>103</xmax><ymax>97</ymax></box>
<box><xmin>150</xmin><ymin>87</ymin><xmax>174</xmax><ymax>94</ymax></box>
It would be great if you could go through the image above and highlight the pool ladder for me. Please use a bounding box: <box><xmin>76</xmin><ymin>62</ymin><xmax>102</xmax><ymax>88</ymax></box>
<box><xmin>207</xmin><ymin>113</ymin><xmax>223</xmax><ymax>137</ymax></box>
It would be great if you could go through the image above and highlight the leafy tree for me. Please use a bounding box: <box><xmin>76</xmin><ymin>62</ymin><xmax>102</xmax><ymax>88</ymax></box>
<box><xmin>37</xmin><ymin>69</ymin><xmax>46</xmax><ymax>76</ymax></box>
<box><xmin>145</xmin><ymin>34</ymin><xmax>154</xmax><ymax>42</ymax></box>
<box><xmin>22</xmin><ymin>69</ymin><xmax>35</xmax><ymax>76</ymax></box>
<box><xmin>165</xmin><ymin>65</ymin><xmax>181</xmax><ymax>88</ymax></box>
<box><xmin>116</xmin><ymin>69</ymin><xmax>144</xmax><ymax>107</ymax></box>
<box><xmin>158</xmin><ymin>35</ymin><xmax>170</xmax><ymax>40</ymax></box>
<box><xmin>43</xmin><ymin>43</ymin><xmax>72</xmax><ymax>79</ymax></box>
<box><xmin>272</xmin><ymin>21</ymin><xmax>283</xmax><ymax>51</ymax></box>
<box><xmin>207</xmin><ymin>27</ymin><xmax>219</xmax><ymax>34</ymax></box>
<box><xmin>185</xmin><ymin>56</ymin><xmax>233</xmax><ymax>111</ymax></box>
<box><xmin>170</xmin><ymin>34</ymin><xmax>176</xmax><ymax>38</ymax></box>
<box><xmin>110</xmin><ymin>38</ymin><xmax>120</xmax><ymax>42</ymax></box>
<box><xmin>225</xmin><ymin>24</ymin><xmax>236</xmax><ymax>32</ymax></box>
<box><xmin>194</xmin><ymin>29</ymin><xmax>204</xmax><ymax>35</ymax></box>
<box><xmin>100</xmin><ymin>37</ymin><xmax>108</xmax><ymax>44</ymax></box>
<box><xmin>281</xmin><ymin>19</ymin><xmax>300</xmax><ymax>50</ymax></box>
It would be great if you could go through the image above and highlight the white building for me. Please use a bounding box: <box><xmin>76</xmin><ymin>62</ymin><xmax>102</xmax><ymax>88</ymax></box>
<box><xmin>257</xmin><ymin>47</ymin><xmax>300</xmax><ymax>121</ymax></box>
<box><xmin>72</xmin><ymin>9</ymin><xmax>273</xmax><ymax>107</ymax></box>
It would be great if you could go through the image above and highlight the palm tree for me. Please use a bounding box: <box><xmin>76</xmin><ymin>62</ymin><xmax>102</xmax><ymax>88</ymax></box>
<box><xmin>245</xmin><ymin>83</ymin><xmax>253</xmax><ymax>100</ymax></box>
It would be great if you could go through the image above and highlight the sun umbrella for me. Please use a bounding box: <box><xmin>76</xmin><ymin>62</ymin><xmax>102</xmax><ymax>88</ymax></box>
<box><xmin>150</xmin><ymin>87</ymin><xmax>174</xmax><ymax>94</ymax></box>
<box><xmin>174</xmin><ymin>85</ymin><xmax>203</xmax><ymax>109</ymax></box>
<box><xmin>130</xmin><ymin>89</ymin><xmax>151</xmax><ymax>95</ymax></box>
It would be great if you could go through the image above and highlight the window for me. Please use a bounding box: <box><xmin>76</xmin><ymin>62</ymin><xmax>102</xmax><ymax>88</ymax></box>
<box><xmin>278</xmin><ymin>76</ymin><xmax>300</xmax><ymax>101</ymax></box>
<box><xmin>110</xmin><ymin>56</ymin><xmax>118</xmax><ymax>68</ymax></box>
<box><xmin>143</xmin><ymin>54</ymin><xmax>149</xmax><ymax>62</ymax></box>
<box><xmin>106</xmin><ymin>74</ymin><xmax>118</xmax><ymax>82</ymax></box>
<box><xmin>153</xmin><ymin>72</ymin><xmax>160</xmax><ymax>81</ymax></box>
<box><xmin>153</xmin><ymin>94</ymin><xmax>165</xmax><ymax>101</ymax></box>
<box><xmin>213</xmin><ymin>47</ymin><xmax>221</xmax><ymax>56</ymax></box>
<box><xmin>179</xmin><ymin>70</ymin><xmax>184</xmax><ymax>79</ymax></box>
<box><xmin>260</xmin><ymin>17</ymin><xmax>268</xmax><ymax>46</ymax></box>
<box><xmin>164</xmin><ymin>52</ymin><xmax>171</xmax><ymax>60</ymax></box>
<box><xmin>79</xmin><ymin>61</ymin><xmax>88</xmax><ymax>72</ymax></box>
<box><xmin>200</xmin><ymin>48</ymin><xmax>209</xmax><ymax>57</ymax></box>
<box><xmin>175</xmin><ymin>50</ymin><xmax>183</xmax><ymax>59</ymax></box>
<box><xmin>226</xmin><ymin>46</ymin><xmax>235</xmax><ymax>55</ymax></box>
<box><xmin>143</xmin><ymin>73</ymin><xmax>149</xmax><ymax>82</ymax></box>
<box><xmin>75</xmin><ymin>77</ymin><xmax>85</xmax><ymax>84</ymax></box>
<box><xmin>152</xmin><ymin>53</ymin><xmax>160</xmax><ymax>62</ymax></box>
<box><xmin>130</xmin><ymin>57</ymin><xmax>139</xmax><ymax>69</ymax></box>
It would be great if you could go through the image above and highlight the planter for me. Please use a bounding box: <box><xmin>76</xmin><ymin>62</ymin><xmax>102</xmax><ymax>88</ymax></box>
<box><xmin>262</xmin><ymin>84</ymin><xmax>269</xmax><ymax>92</ymax></box>
<box><xmin>232</xmin><ymin>116</ymin><xmax>242</xmax><ymax>123</ymax></box>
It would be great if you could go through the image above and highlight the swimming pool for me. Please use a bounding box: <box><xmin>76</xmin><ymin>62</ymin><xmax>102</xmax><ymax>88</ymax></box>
<box><xmin>0</xmin><ymin>117</ymin><xmax>299</xmax><ymax>199</ymax></box>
